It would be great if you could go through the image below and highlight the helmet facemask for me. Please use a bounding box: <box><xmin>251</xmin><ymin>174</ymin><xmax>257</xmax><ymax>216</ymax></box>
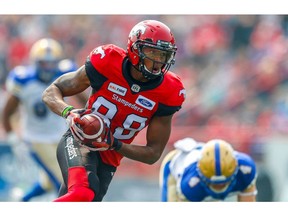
<box><xmin>198</xmin><ymin>166</ymin><xmax>239</xmax><ymax>194</ymax></box>
<box><xmin>36</xmin><ymin>60</ymin><xmax>59</xmax><ymax>83</ymax></box>
<box><xmin>131</xmin><ymin>40</ymin><xmax>176</xmax><ymax>80</ymax></box>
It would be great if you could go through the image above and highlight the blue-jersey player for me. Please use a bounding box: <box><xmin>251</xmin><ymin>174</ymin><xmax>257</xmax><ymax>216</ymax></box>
<box><xmin>2</xmin><ymin>38</ymin><xmax>81</xmax><ymax>201</ymax></box>
<box><xmin>159</xmin><ymin>138</ymin><xmax>257</xmax><ymax>201</ymax></box>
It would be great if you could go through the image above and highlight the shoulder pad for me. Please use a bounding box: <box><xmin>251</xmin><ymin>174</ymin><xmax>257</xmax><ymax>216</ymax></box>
<box><xmin>163</xmin><ymin>72</ymin><xmax>186</xmax><ymax>107</ymax></box>
<box><xmin>58</xmin><ymin>59</ymin><xmax>78</xmax><ymax>73</ymax></box>
<box><xmin>9</xmin><ymin>65</ymin><xmax>36</xmax><ymax>83</ymax></box>
<box><xmin>6</xmin><ymin>66</ymin><xmax>36</xmax><ymax>95</ymax></box>
<box><xmin>174</xmin><ymin>137</ymin><xmax>200</xmax><ymax>152</ymax></box>
<box><xmin>88</xmin><ymin>44</ymin><xmax>126</xmax><ymax>74</ymax></box>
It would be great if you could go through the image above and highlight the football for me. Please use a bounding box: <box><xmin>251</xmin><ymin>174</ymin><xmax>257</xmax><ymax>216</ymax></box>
<box><xmin>77</xmin><ymin>113</ymin><xmax>106</xmax><ymax>144</ymax></box>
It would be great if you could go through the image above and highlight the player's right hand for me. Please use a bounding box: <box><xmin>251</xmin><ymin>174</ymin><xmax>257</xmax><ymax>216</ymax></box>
<box><xmin>65</xmin><ymin>108</ymin><xmax>93</xmax><ymax>142</ymax></box>
<box><xmin>90</xmin><ymin>128</ymin><xmax>122</xmax><ymax>151</ymax></box>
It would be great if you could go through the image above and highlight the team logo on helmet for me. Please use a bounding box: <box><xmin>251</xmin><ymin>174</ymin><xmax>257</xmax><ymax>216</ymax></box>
<box><xmin>129</xmin><ymin>24</ymin><xmax>146</xmax><ymax>39</ymax></box>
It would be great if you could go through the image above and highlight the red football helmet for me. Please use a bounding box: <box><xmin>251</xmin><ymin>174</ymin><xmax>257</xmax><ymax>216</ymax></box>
<box><xmin>127</xmin><ymin>20</ymin><xmax>177</xmax><ymax>80</ymax></box>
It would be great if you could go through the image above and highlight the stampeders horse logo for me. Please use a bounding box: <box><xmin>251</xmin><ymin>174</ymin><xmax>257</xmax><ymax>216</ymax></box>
<box><xmin>92</xmin><ymin>46</ymin><xmax>106</xmax><ymax>59</ymax></box>
<box><xmin>129</xmin><ymin>24</ymin><xmax>146</xmax><ymax>40</ymax></box>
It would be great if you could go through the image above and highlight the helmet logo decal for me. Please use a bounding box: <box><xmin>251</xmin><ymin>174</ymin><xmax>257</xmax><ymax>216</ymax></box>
<box><xmin>129</xmin><ymin>24</ymin><xmax>146</xmax><ymax>39</ymax></box>
<box><xmin>179</xmin><ymin>89</ymin><xmax>186</xmax><ymax>99</ymax></box>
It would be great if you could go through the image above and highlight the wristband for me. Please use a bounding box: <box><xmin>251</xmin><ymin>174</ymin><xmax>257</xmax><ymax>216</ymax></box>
<box><xmin>61</xmin><ymin>105</ymin><xmax>74</xmax><ymax>118</ymax></box>
<box><xmin>113</xmin><ymin>140</ymin><xmax>123</xmax><ymax>151</ymax></box>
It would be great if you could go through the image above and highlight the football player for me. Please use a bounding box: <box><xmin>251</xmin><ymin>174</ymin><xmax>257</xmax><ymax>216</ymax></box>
<box><xmin>42</xmin><ymin>20</ymin><xmax>186</xmax><ymax>202</ymax></box>
<box><xmin>159</xmin><ymin>138</ymin><xmax>258</xmax><ymax>202</ymax></box>
<box><xmin>2</xmin><ymin>38</ymin><xmax>83</xmax><ymax>201</ymax></box>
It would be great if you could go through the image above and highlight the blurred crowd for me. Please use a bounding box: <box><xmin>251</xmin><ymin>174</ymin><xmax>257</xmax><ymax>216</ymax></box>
<box><xmin>1</xmin><ymin>15</ymin><xmax>288</xmax><ymax>153</ymax></box>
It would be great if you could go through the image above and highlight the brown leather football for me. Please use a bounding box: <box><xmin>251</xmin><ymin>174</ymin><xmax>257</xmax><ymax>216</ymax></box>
<box><xmin>79</xmin><ymin>113</ymin><xmax>106</xmax><ymax>144</ymax></box>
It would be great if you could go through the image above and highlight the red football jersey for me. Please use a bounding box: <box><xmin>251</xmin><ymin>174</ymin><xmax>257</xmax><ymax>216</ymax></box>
<box><xmin>85</xmin><ymin>44</ymin><xmax>185</xmax><ymax>167</ymax></box>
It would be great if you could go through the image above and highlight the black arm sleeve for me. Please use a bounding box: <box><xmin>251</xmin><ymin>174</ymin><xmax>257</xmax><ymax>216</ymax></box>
<box><xmin>154</xmin><ymin>103</ymin><xmax>182</xmax><ymax>116</ymax></box>
<box><xmin>85</xmin><ymin>59</ymin><xmax>108</xmax><ymax>91</ymax></box>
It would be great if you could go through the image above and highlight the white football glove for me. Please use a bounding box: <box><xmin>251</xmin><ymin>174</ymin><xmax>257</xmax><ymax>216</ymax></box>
<box><xmin>65</xmin><ymin>108</ymin><xmax>93</xmax><ymax>142</ymax></box>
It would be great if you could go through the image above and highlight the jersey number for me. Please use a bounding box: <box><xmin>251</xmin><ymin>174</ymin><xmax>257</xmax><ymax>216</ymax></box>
<box><xmin>33</xmin><ymin>101</ymin><xmax>48</xmax><ymax>118</ymax></box>
<box><xmin>92</xmin><ymin>97</ymin><xmax>147</xmax><ymax>140</ymax></box>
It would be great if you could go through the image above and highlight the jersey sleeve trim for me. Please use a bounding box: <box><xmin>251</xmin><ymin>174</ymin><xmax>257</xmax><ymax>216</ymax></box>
<box><xmin>239</xmin><ymin>190</ymin><xmax>258</xmax><ymax>196</ymax></box>
<box><xmin>155</xmin><ymin>103</ymin><xmax>182</xmax><ymax>116</ymax></box>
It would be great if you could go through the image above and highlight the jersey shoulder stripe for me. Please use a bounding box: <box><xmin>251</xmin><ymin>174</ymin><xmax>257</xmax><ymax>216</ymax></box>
<box><xmin>5</xmin><ymin>66</ymin><xmax>37</xmax><ymax>95</ymax></box>
<box><xmin>153</xmin><ymin>72</ymin><xmax>185</xmax><ymax>115</ymax></box>
<box><xmin>8</xmin><ymin>65</ymin><xmax>37</xmax><ymax>85</ymax></box>
<box><xmin>235</xmin><ymin>152</ymin><xmax>257</xmax><ymax>188</ymax></box>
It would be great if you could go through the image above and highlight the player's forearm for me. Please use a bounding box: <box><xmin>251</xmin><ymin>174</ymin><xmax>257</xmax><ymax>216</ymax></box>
<box><xmin>2</xmin><ymin>114</ymin><xmax>13</xmax><ymax>132</ymax></box>
<box><xmin>2</xmin><ymin>108</ymin><xmax>14</xmax><ymax>132</ymax></box>
<box><xmin>117</xmin><ymin>143</ymin><xmax>162</xmax><ymax>165</ymax></box>
<box><xmin>237</xmin><ymin>184</ymin><xmax>257</xmax><ymax>201</ymax></box>
<box><xmin>42</xmin><ymin>83</ymin><xmax>70</xmax><ymax>117</ymax></box>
